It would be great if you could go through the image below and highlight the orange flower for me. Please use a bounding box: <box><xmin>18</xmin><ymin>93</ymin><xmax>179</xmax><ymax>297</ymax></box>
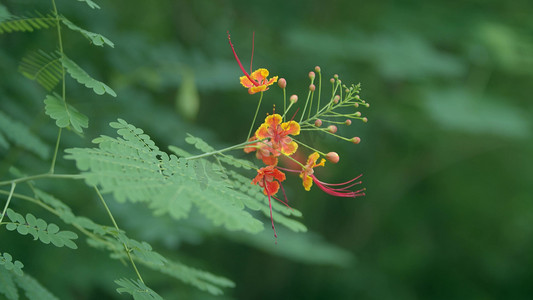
<box><xmin>252</xmin><ymin>165</ymin><xmax>286</xmax><ymax>196</ymax></box>
<box><xmin>240</xmin><ymin>68</ymin><xmax>278</xmax><ymax>94</ymax></box>
<box><xmin>244</xmin><ymin>137</ymin><xmax>278</xmax><ymax>166</ymax></box>
<box><xmin>300</xmin><ymin>152</ymin><xmax>326</xmax><ymax>191</ymax></box>
<box><xmin>255</xmin><ymin>114</ymin><xmax>300</xmax><ymax>156</ymax></box>
<box><xmin>228</xmin><ymin>32</ymin><xmax>278</xmax><ymax>94</ymax></box>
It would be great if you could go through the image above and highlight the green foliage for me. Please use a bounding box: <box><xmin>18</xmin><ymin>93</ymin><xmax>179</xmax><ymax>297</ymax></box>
<box><xmin>60</xmin><ymin>54</ymin><xmax>117</xmax><ymax>97</ymax></box>
<box><xmin>0</xmin><ymin>267</ymin><xmax>18</xmax><ymax>300</ymax></box>
<box><xmin>44</xmin><ymin>93</ymin><xmax>89</xmax><ymax>133</ymax></box>
<box><xmin>13</xmin><ymin>273</ymin><xmax>59</xmax><ymax>300</ymax></box>
<box><xmin>0</xmin><ymin>110</ymin><xmax>50</xmax><ymax>159</ymax></box>
<box><xmin>76</xmin><ymin>0</ymin><xmax>101</xmax><ymax>10</ymax></box>
<box><xmin>61</xmin><ymin>16</ymin><xmax>114</xmax><ymax>48</ymax></box>
<box><xmin>0</xmin><ymin>252</ymin><xmax>24</xmax><ymax>276</ymax></box>
<box><xmin>0</xmin><ymin>11</ymin><xmax>55</xmax><ymax>34</ymax></box>
<box><xmin>18</xmin><ymin>50</ymin><xmax>62</xmax><ymax>91</ymax></box>
<box><xmin>65</xmin><ymin>119</ymin><xmax>278</xmax><ymax>233</ymax></box>
<box><xmin>115</xmin><ymin>278</ymin><xmax>162</xmax><ymax>300</ymax></box>
<box><xmin>4</xmin><ymin>209</ymin><xmax>78</xmax><ymax>249</ymax></box>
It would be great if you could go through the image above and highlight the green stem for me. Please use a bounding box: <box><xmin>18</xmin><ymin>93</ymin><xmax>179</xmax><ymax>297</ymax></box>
<box><xmin>93</xmin><ymin>186</ymin><xmax>145</xmax><ymax>284</ymax></box>
<box><xmin>185</xmin><ymin>139</ymin><xmax>259</xmax><ymax>160</ymax></box>
<box><xmin>246</xmin><ymin>91</ymin><xmax>264</xmax><ymax>141</ymax></box>
<box><xmin>0</xmin><ymin>183</ymin><xmax>16</xmax><ymax>224</ymax></box>
<box><xmin>316</xmin><ymin>69</ymin><xmax>322</xmax><ymax>114</ymax></box>
<box><xmin>49</xmin><ymin>128</ymin><xmax>62</xmax><ymax>174</ymax></box>
<box><xmin>293</xmin><ymin>139</ymin><xmax>326</xmax><ymax>156</ymax></box>
<box><xmin>0</xmin><ymin>173</ymin><xmax>85</xmax><ymax>186</ymax></box>
<box><xmin>282</xmin><ymin>87</ymin><xmax>287</xmax><ymax>122</ymax></box>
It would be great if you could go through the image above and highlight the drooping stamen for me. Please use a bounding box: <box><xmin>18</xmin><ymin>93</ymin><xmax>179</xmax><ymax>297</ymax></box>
<box><xmin>263</xmin><ymin>177</ymin><xmax>278</xmax><ymax>238</ymax></box>
<box><xmin>227</xmin><ymin>31</ymin><xmax>260</xmax><ymax>87</ymax></box>
<box><xmin>311</xmin><ymin>174</ymin><xmax>365</xmax><ymax>198</ymax></box>
<box><xmin>272</xmin><ymin>183</ymin><xmax>294</xmax><ymax>211</ymax></box>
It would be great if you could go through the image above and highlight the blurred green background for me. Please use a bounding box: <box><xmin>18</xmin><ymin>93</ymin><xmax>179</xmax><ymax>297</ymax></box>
<box><xmin>1</xmin><ymin>0</ymin><xmax>533</xmax><ymax>299</ymax></box>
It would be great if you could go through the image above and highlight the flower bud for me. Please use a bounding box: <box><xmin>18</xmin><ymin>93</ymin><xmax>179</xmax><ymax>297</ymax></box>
<box><xmin>314</xmin><ymin>119</ymin><xmax>322</xmax><ymax>127</ymax></box>
<box><xmin>314</xmin><ymin>66</ymin><xmax>321</xmax><ymax>73</ymax></box>
<box><xmin>333</xmin><ymin>95</ymin><xmax>340</xmax><ymax>104</ymax></box>
<box><xmin>278</xmin><ymin>78</ymin><xmax>287</xmax><ymax>89</ymax></box>
<box><xmin>351</xmin><ymin>137</ymin><xmax>361</xmax><ymax>144</ymax></box>
<box><xmin>309</xmin><ymin>84</ymin><xmax>316</xmax><ymax>92</ymax></box>
<box><xmin>328</xmin><ymin>125</ymin><xmax>337</xmax><ymax>133</ymax></box>
<box><xmin>290</xmin><ymin>94</ymin><xmax>298</xmax><ymax>103</ymax></box>
<box><xmin>354</xmin><ymin>103</ymin><xmax>359</xmax><ymax>108</ymax></box>
<box><xmin>309</xmin><ymin>71</ymin><xmax>315</xmax><ymax>80</ymax></box>
<box><xmin>334</xmin><ymin>74</ymin><xmax>339</xmax><ymax>79</ymax></box>
<box><xmin>345</xmin><ymin>119</ymin><xmax>352</xmax><ymax>125</ymax></box>
<box><xmin>330</xmin><ymin>78</ymin><xmax>335</xmax><ymax>84</ymax></box>
<box><xmin>354</xmin><ymin>111</ymin><xmax>361</xmax><ymax>117</ymax></box>
<box><xmin>326</xmin><ymin>152</ymin><xmax>339</xmax><ymax>163</ymax></box>
<box><xmin>362</xmin><ymin>117</ymin><xmax>368</xmax><ymax>123</ymax></box>
<box><xmin>355</xmin><ymin>95</ymin><xmax>360</xmax><ymax>100</ymax></box>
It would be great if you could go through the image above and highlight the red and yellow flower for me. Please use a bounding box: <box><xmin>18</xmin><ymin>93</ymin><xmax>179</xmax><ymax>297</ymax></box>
<box><xmin>255</xmin><ymin>114</ymin><xmax>300</xmax><ymax>156</ymax></box>
<box><xmin>300</xmin><ymin>152</ymin><xmax>326</xmax><ymax>191</ymax></box>
<box><xmin>240</xmin><ymin>68</ymin><xmax>278</xmax><ymax>94</ymax></box>
<box><xmin>252</xmin><ymin>165</ymin><xmax>286</xmax><ymax>196</ymax></box>
<box><xmin>244</xmin><ymin>137</ymin><xmax>278</xmax><ymax>166</ymax></box>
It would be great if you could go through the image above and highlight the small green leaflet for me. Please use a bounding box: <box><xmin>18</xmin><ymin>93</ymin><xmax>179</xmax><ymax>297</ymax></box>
<box><xmin>115</xmin><ymin>278</ymin><xmax>162</xmax><ymax>300</ymax></box>
<box><xmin>44</xmin><ymin>94</ymin><xmax>89</xmax><ymax>133</ymax></box>
<box><xmin>0</xmin><ymin>252</ymin><xmax>24</xmax><ymax>276</ymax></box>
<box><xmin>76</xmin><ymin>0</ymin><xmax>100</xmax><ymax>9</ymax></box>
<box><xmin>61</xmin><ymin>54</ymin><xmax>116</xmax><ymax>97</ymax></box>
<box><xmin>5</xmin><ymin>209</ymin><xmax>78</xmax><ymax>249</ymax></box>
<box><xmin>61</xmin><ymin>17</ymin><xmax>113</xmax><ymax>47</ymax></box>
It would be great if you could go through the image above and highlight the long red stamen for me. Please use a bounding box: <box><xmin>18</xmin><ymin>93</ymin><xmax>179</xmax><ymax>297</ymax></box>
<box><xmin>263</xmin><ymin>177</ymin><xmax>278</xmax><ymax>239</ymax></box>
<box><xmin>273</xmin><ymin>183</ymin><xmax>294</xmax><ymax>211</ymax></box>
<box><xmin>311</xmin><ymin>174</ymin><xmax>365</xmax><ymax>198</ymax></box>
<box><xmin>227</xmin><ymin>31</ymin><xmax>260</xmax><ymax>87</ymax></box>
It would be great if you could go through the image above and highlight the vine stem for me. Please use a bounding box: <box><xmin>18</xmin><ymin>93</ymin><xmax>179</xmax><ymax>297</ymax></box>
<box><xmin>0</xmin><ymin>173</ymin><xmax>85</xmax><ymax>186</ymax></box>
<box><xmin>93</xmin><ymin>186</ymin><xmax>145</xmax><ymax>284</ymax></box>
<box><xmin>0</xmin><ymin>183</ymin><xmax>16</xmax><ymax>224</ymax></box>
<box><xmin>185</xmin><ymin>139</ymin><xmax>261</xmax><ymax>161</ymax></box>
<box><xmin>50</xmin><ymin>0</ymin><xmax>66</xmax><ymax>174</ymax></box>
<box><xmin>246</xmin><ymin>91</ymin><xmax>264</xmax><ymax>141</ymax></box>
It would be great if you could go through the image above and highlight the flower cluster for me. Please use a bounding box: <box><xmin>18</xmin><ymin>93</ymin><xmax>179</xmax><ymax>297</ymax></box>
<box><xmin>228</xmin><ymin>32</ymin><xmax>368</xmax><ymax>239</ymax></box>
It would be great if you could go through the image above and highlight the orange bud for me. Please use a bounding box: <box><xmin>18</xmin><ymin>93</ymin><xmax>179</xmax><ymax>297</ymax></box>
<box><xmin>328</xmin><ymin>125</ymin><xmax>337</xmax><ymax>133</ymax></box>
<box><xmin>314</xmin><ymin>119</ymin><xmax>322</xmax><ymax>127</ymax></box>
<box><xmin>351</xmin><ymin>137</ymin><xmax>361</xmax><ymax>144</ymax></box>
<box><xmin>309</xmin><ymin>84</ymin><xmax>316</xmax><ymax>92</ymax></box>
<box><xmin>362</xmin><ymin>117</ymin><xmax>368</xmax><ymax>123</ymax></box>
<box><xmin>345</xmin><ymin>119</ymin><xmax>352</xmax><ymax>125</ymax></box>
<box><xmin>326</xmin><ymin>152</ymin><xmax>339</xmax><ymax>163</ymax></box>
<box><xmin>309</xmin><ymin>71</ymin><xmax>315</xmax><ymax>80</ymax></box>
<box><xmin>314</xmin><ymin>66</ymin><xmax>321</xmax><ymax>73</ymax></box>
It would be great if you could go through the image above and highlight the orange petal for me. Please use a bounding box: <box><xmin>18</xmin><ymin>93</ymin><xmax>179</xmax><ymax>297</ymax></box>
<box><xmin>301</xmin><ymin>174</ymin><xmax>313</xmax><ymax>191</ymax></box>
<box><xmin>240</xmin><ymin>75</ymin><xmax>255</xmax><ymax>88</ymax></box>
<box><xmin>251</xmin><ymin>68</ymin><xmax>269</xmax><ymax>82</ymax></box>
<box><xmin>281</xmin><ymin>120</ymin><xmax>300</xmax><ymax>136</ymax></box>
<box><xmin>264</xmin><ymin>180</ymin><xmax>280</xmax><ymax>196</ymax></box>
<box><xmin>255</xmin><ymin>124</ymin><xmax>270</xmax><ymax>139</ymax></box>
<box><xmin>281</xmin><ymin>140</ymin><xmax>298</xmax><ymax>156</ymax></box>
<box><xmin>262</xmin><ymin>155</ymin><xmax>278</xmax><ymax>166</ymax></box>
<box><xmin>266</xmin><ymin>76</ymin><xmax>278</xmax><ymax>86</ymax></box>
<box><xmin>264</xmin><ymin>114</ymin><xmax>282</xmax><ymax>128</ymax></box>
<box><xmin>272</xmin><ymin>168</ymin><xmax>286</xmax><ymax>182</ymax></box>
<box><xmin>249</xmin><ymin>85</ymin><xmax>268</xmax><ymax>94</ymax></box>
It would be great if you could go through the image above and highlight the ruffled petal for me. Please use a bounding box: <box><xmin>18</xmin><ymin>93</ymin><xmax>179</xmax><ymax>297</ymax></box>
<box><xmin>263</xmin><ymin>180</ymin><xmax>279</xmax><ymax>196</ymax></box>
<box><xmin>251</xmin><ymin>68</ymin><xmax>269</xmax><ymax>82</ymax></box>
<box><xmin>266</xmin><ymin>76</ymin><xmax>278</xmax><ymax>86</ymax></box>
<box><xmin>301</xmin><ymin>174</ymin><xmax>313</xmax><ymax>191</ymax></box>
<box><xmin>240</xmin><ymin>75</ymin><xmax>255</xmax><ymax>88</ymax></box>
<box><xmin>261</xmin><ymin>155</ymin><xmax>278</xmax><ymax>166</ymax></box>
<box><xmin>280</xmin><ymin>140</ymin><xmax>298</xmax><ymax>156</ymax></box>
<box><xmin>264</xmin><ymin>114</ymin><xmax>282</xmax><ymax>128</ymax></box>
<box><xmin>281</xmin><ymin>120</ymin><xmax>300</xmax><ymax>136</ymax></box>
<box><xmin>249</xmin><ymin>85</ymin><xmax>268</xmax><ymax>94</ymax></box>
<box><xmin>255</xmin><ymin>124</ymin><xmax>270</xmax><ymax>139</ymax></box>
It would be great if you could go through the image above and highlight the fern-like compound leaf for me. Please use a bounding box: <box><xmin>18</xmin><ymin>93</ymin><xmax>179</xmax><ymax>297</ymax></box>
<box><xmin>18</xmin><ymin>50</ymin><xmax>62</xmax><ymax>91</ymax></box>
<box><xmin>115</xmin><ymin>278</ymin><xmax>162</xmax><ymax>300</ymax></box>
<box><xmin>0</xmin><ymin>110</ymin><xmax>50</xmax><ymax>159</ymax></box>
<box><xmin>0</xmin><ymin>252</ymin><xmax>24</xmax><ymax>276</ymax></box>
<box><xmin>60</xmin><ymin>54</ymin><xmax>116</xmax><ymax>97</ymax></box>
<box><xmin>60</xmin><ymin>16</ymin><xmax>113</xmax><ymax>47</ymax></box>
<box><xmin>76</xmin><ymin>0</ymin><xmax>101</xmax><ymax>10</ymax></box>
<box><xmin>0</xmin><ymin>11</ymin><xmax>56</xmax><ymax>34</ymax></box>
<box><xmin>5</xmin><ymin>209</ymin><xmax>79</xmax><ymax>249</ymax></box>
<box><xmin>65</xmin><ymin>119</ymin><xmax>264</xmax><ymax>234</ymax></box>
<box><xmin>0</xmin><ymin>267</ymin><xmax>18</xmax><ymax>300</ymax></box>
<box><xmin>14</xmin><ymin>273</ymin><xmax>59</xmax><ymax>300</ymax></box>
<box><xmin>44</xmin><ymin>93</ymin><xmax>89</xmax><ymax>133</ymax></box>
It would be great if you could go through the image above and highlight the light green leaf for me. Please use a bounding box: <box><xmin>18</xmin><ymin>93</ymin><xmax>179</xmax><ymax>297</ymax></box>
<box><xmin>14</xmin><ymin>273</ymin><xmax>59</xmax><ymax>300</ymax></box>
<box><xmin>0</xmin><ymin>11</ymin><xmax>55</xmax><ymax>34</ymax></box>
<box><xmin>76</xmin><ymin>0</ymin><xmax>101</xmax><ymax>9</ymax></box>
<box><xmin>44</xmin><ymin>93</ymin><xmax>89</xmax><ymax>133</ymax></box>
<box><xmin>18</xmin><ymin>50</ymin><xmax>62</xmax><ymax>91</ymax></box>
<box><xmin>0</xmin><ymin>267</ymin><xmax>18</xmax><ymax>300</ymax></box>
<box><xmin>60</xmin><ymin>54</ymin><xmax>116</xmax><ymax>97</ymax></box>
<box><xmin>0</xmin><ymin>252</ymin><xmax>24</xmax><ymax>276</ymax></box>
<box><xmin>61</xmin><ymin>16</ymin><xmax>113</xmax><ymax>47</ymax></box>
<box><xmin>115</xmin><ymin>278</ymin><xmax>162</xmax><ymax>300</ymax></box>
<box><xmin>0</xmin><ymin>110</ymin><xmax>50</xmax><ymax>159</ymax></box>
